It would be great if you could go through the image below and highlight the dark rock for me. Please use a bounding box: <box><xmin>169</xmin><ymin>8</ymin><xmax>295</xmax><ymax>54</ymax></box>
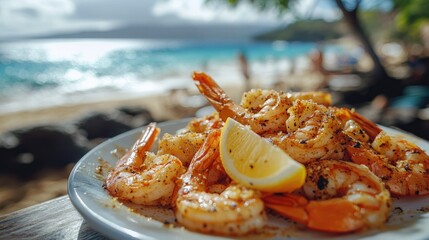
<box><xmin>11</xmin><ymin>125</ymin><xmax>89</xmax><ymax>171</ymax></box>
<box><xmin>0</xmin><ymin>107</ymin><xmax>155</xmax><ymax>177</ymax></box>
<box><xmin>118</xmin><ymin>106</ymin><xmax>154</xmax><ymax>119</ymax></box>
<box><xmin>117</xmin><ymin>106</ymin><xmax>155</xmax><ymax>127</ymax></box>
<box><xmin>75</xmin><ymin>111</ymin><xmax>133</xmax><ymax>140</ymax></box>
<box><xmin>0</xmin><ymin>146</ymin><xmax>19</xmax><ymax>174</ymax></box>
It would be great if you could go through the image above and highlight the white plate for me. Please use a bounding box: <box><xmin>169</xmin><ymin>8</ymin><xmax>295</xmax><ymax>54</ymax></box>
<box><xmin>68</xmin><ymin>119</ymin><xmax>429</xmax><ymax>240</ymax></box>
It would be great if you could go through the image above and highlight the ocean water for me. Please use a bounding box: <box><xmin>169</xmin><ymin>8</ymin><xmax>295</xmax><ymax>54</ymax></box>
<box><xmin>0</xmin><ymin>39</ymin><xmax>327</xmax><ymax>113</ymax></box>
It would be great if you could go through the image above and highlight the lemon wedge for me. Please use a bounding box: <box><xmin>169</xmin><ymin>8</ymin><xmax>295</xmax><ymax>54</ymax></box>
<box><xmin>220</xmin><ymin>118</ymin><xmax>306</xmax><ymax>193</ymax></box>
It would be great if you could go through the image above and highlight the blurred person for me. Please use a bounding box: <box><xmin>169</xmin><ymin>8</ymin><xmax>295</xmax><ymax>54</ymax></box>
<box><xmin>238</xmin><ymin>51</ymin><xmax>251</xmax><ymax>91</ymax></box>
<box><xmin>309</xmin><ymin>46</ymin><xmax>344</xmax><ymax>90</ymax></box>
<box><xmin>309</xmin><ymin>47</ymin><xmax>329</xmax><ymax>90</ymax></box>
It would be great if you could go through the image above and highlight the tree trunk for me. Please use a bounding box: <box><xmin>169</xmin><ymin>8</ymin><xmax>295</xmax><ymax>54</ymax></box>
<box><xmin>341</xmin><ymin>10</ymin><xmax>387</xmax><ymax>77</ymax></box>
<box><xmin>334</xmin><ymin>0</ymin><xmax>400</xmax><ymax>98</ymax></box>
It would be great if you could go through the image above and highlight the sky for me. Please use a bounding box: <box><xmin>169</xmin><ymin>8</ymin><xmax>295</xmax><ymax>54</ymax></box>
<box><xmin>0</xmin><ymin>0</ymin><xmax>340</xmax><ymax>39</ymax></box>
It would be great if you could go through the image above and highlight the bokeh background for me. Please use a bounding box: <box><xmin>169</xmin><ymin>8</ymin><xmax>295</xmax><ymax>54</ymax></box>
<box><xmin>0</xmin><ymin>0</ymin><xmax>428</xmax><ymax>215</ymax></box>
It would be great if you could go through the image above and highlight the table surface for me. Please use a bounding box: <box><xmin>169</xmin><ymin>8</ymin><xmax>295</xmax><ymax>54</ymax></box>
<box><xmin>0</xmin><ymin>195</ymin><xmax>107</xmax><ymax>240</ymax></box>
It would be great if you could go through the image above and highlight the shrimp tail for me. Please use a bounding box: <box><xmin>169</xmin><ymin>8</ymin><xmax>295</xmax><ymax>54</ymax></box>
<box><xmin>113</xmin><ymin>122</ymin><xmax>160</xmax><ymax>169</ymax></box>
<box><xmin>192</xmin><ymin>71</ymin><xmax>248</xmax><ymax>124</ymax></box>
<box><xmin>263</xmin><ymin>194</ymin><xmax>309</xmax><ymax>225</ymax></box>
<box><xmin>133</xmin><ymin>122</ymin><xmax>160</xmax><ymax>155</ymax></box>
<box><xmin>263</xmin><ymin>194</ymin><xmax>364</xmax><ymax>233</ymax></box>
<box><xmin>192</xmin><ymin>71</ymin><xmax>228</xmax><ymax>109</ymax></box>
<box><xmin>189</xmin><ymin>130</ymin><xmax>220</xmax><ymax>170</ymax></box>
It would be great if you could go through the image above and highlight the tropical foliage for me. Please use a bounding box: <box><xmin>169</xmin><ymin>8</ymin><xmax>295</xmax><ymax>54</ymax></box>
<box><xmin>393</xmin><ymin>0</ymin><xmax>429</xmax><ymax>41</ymax></box>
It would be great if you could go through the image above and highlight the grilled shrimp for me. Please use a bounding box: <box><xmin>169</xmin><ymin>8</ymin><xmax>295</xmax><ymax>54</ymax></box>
<box><xmin>239</xmin><ymin>88</ymin><xmax>292</xmax><ymax>133</ymax></box>
<box><xmin>173</xmin><ymin>130</ymin><xmax>267</xmax><ymax>236</ymax></box>
<box><xmin>337</xmin><ymin>106</ymin><xmax>429</xmax><ymax>196</ymax></box>
<box><xmin>192</xmin><ymin>71</ymin><xmax>331</xmax><ymax>134</ymax></box>
<box><xmin>157</xmin><ymin>131</ymin><xmax>206</xmax><ymax>167</ymax></box>
<box><xmin>263</xmin><ymin>160</ymin><xmax>391</xmax><ymax>233</ymax></box>
<box><xmin>105</xmin><ymin>123</ymin><xmax>185</xmax><ymax>206</ymax></box>
<box><xmin>271</xmin><ymin>99</ymin><xmax>347</xmax><ymax>163</ymax></box>
<box><xmin>186</xmin><ymin>111</ymin><xmax>224</xmax><ymax>133</ymax></box>
<box><xmin>347</xmin><ymin>131</ymin><xmax>429</xmax><ymax>196</ymax></box>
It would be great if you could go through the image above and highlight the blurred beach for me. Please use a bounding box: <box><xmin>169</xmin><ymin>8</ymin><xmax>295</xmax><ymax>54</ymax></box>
<box><xmin>1</xmin><ymin>2</ymin><xmax>428</xmax><ymax>238</ymax></box>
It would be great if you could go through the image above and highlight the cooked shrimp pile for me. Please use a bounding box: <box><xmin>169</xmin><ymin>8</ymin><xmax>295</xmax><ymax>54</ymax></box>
<box><xmin>105</xmin><ymin>71</ymin><xmax>429</xmax><ymax>236</ymax></box>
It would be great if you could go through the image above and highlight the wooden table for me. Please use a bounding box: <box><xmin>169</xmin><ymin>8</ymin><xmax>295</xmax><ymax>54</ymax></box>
<box><xmin>0</xmin><ymin>195</ymin><xmax>107</xmax><ymax>239</ymax></box>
